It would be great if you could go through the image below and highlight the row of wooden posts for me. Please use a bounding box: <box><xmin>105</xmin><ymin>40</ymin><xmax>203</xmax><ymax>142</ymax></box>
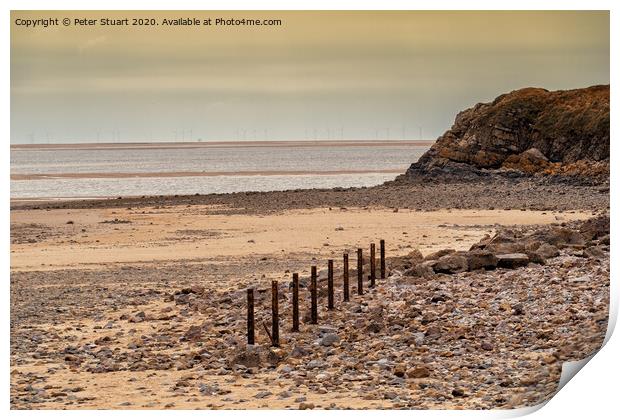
<box><xmin>246</xmin><ymin>239</ymin><xmax>386</xmax><ymax>347</ymax></box>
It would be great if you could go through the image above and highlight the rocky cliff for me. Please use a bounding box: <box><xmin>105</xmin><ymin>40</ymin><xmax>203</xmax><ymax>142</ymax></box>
<box><xmin>403</xmin><ymin>85</ymin><xmax>609</xmax><ymax>182</ymax></box>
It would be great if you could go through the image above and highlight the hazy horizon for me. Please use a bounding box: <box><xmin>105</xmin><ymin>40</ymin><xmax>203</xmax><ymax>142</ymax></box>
<box><xmin>11</xmin><ymin>11</ymin><xmax>609</xmax><ymax>144</ymax></box>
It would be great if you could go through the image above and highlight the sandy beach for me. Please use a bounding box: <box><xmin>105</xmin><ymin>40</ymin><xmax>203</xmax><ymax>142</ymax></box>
<box><xmin>10</xmin><ymin>189</ymin><xmax>609</xmax><ymax>409</ymax></box>
<box><xmin>11</xmin><ymin>205</ymin><xmax>594</xmax><ymax>272</ymax></box>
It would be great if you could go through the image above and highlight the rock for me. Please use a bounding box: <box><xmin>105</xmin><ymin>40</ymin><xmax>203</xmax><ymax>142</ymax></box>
<box><xmin>425</xmin><ymin>325</ymin><xmax>441</xmax><ymax>339</ymax></box>
<box><xmin>306</xmin><ymin>359</ymin><xmax>325</xmax><ymax>369</ymax></box>
<box><xmin>315</xmin><ymin>373</ymin><xmax>330</xmax><ymax>381</ymax></box>
<box><xmin>466</xmin><ymin>250</ymin><xmax>498</xmax><ymax>271</ymax></box>
<box><xmin>406</xmin><ymin>366</ymin><xmax>431</xmax><ymax>378</ymax></box>
<box><xmin>496</xmin><ymin>253</ymin><xmax>530</xmax><ymax>269</ymax></box>
<box><xmin>584</xmin><ymin>246</ymin><xmax>605</xmax><ymax>260</ymax></box>
<box><xmin>451</xmin><ymin>388</ymin><xmax>466</xmax><ymax>398</ymax></box>
<box><xmin>299</xmin><ymin>402</ymin><xmax>315</xmax><ymax>409</ymax></box>
<box><xmin>129</xmin><ymin>311</ymin><xmax>146</xmax><ymax>323</ymax></box>
<box><xmin>384</xmin><ymin>391</ymin><xmax>398</xmax><ymax>400</ymax></box>
<box><xmin>278</xmin><ymin>365</ymin><xmax>293</xmax><ymax>374</ymax></box>
<box><xmin>539</xmin><ymin>228</ymin><xmax>586</xmax><ymax>247</ymax></box>
<box><xmin>569</xmin><ymin>275</ymin><xmax>590</xmax><ymax>283</ymax></box>
<box><xmin>525</xmin><ymin>251</ymin><xmax>546</xmax><ymax>265</ymax></box>
<box><xmin>412</xmin><ymin>332</ymin><xmax>425</xmax><ymax>346</ymax></box>
<box><xmin>230</xmin><ymin>346</ymin><xmax>261</xmax><ymax>368</ymax></box>
<box><xmin>393</xmin><ymin>364</ymin><xmax>406</xmax><ymax>378</ymax></box>
<box><xmin>403</xmin><ymin>262</ymin><xmax>435</xmax><ymax>278</ymax></box>
<box><xmin>424</xmin><ymin>249</ymin><xmax>455</xmax><ymax>261</ymax></box>
<box><xmin>403</xmin><ymin>85</ymin><xmax>609</xmax><ymax>180</ymax></box>
<box><xmin>407</xmin><ymin>249</ymin><xmax>424</xmax><ymax>264</ymax></box>
<box><xmin>430</xmin><ymin>292</ymin><xmax>451</xmax><ymax>303</ymax></box>
<box><xmin>433</xmin><ymin>254</ymin><xmax>468</xmax><ymax>274</ymax></box>
<box><xmin>536</xmin><ymin>243</ymin><xmax>560</xmax><ymax>259</ymax></box>
<box><xmin>254</xmin><ymin>391</ymin><xmax>272</xmax><ymax>399</ymax></box>
<box><xmin>502</xmin><ymin>148</ymin><xmax>550</xmax><ymax>174</ymax></box>
<box><xmin>266</xmin><ymin>348</ymin><xmax>287</xmax><ymax>366</ymax></box>
<box><xmin>127</xmin><ymin>338</ymin><xmax>143</xmax><ymax>349</ymax></box>
<box><xmin>182</xmin><ymin>325</ymin><xmax>203</xmax><ymax>341</ymax></box>
<box><xmin>175</xmin><ymin>294</ymin><xmax>191</xmax><ymax>305</ymax></box>
<box><xmin>485</xmin><ymin>241</ymin><xmax>526</xmax><ymax>254</ymax></box>
<box><xmin>290</xmin><ymin>345</ymin><xmax>309</xmax><ymax>358</ymax></box>
<box><xmin>199</xmin><ymin>383</ymin><xmax>221</xmax><ymax>396</ymax></box>
<box><xmin>320</xmin><ymin>333</ymin><xmax>341</xmax><ymax>347</ymax></box>
<box><xmin>579</xmin><ymin>215</ymin><xmax>610</xmax><ymax>240</ymax></box>
<box><xmin>512</xmin><ymin>303</ymin><xmax>524</xmax><ymax>316</ymax></box>
<box><xmin>481</xmin><ymin>341</ymin><xmax>494</xmax><ymax>351</ymax></box>
<box><xmin>366</xmin><ymin>322</ymin><xmax>383</xmax><ymax>333</ymax></box>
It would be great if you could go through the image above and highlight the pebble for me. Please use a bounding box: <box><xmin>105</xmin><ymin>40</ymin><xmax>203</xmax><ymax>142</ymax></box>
<box><xmin>320</xmin><ymin>333</ymin><xmax>341</xmax><ymax>346</ymax></box>
<box><xmin>254</xmin><ymin>391</ymin><xmax>272</xmax><ymax>399</ymax></box>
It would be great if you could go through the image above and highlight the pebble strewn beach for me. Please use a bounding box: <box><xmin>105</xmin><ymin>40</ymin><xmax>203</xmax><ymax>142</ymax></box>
<box><xmin>10</xmin><ymin>182</ymin><xmax>609</xmax><ymax>409</ymax></box>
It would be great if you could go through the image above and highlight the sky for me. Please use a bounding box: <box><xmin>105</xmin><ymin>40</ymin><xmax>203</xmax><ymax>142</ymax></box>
<box><xmin>10</xmin><ymin>10</ymin><xmax>610</xmax><ymax>144</ymax></box>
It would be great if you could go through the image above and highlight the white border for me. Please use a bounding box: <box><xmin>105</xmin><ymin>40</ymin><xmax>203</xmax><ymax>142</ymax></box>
<box><xmin>3</xmin><ymin>1</ymin><xmax>616</xmax><ymax>419</ymax></box>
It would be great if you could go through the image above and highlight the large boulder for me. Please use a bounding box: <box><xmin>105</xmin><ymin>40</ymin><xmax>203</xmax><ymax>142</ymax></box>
<box><xmin>389</xmin><ymin>249</ymin><xmax>425</xmax><ymax>272</ymax></box>
<box><xmin>402</xmin><ymin>85</ymin><xmax>609</xmax><ymax>181</ymax></box>
<box><xmin>496</xmin><ymin>253</ymin><xmax>530</xmax><ymax>269</ymax></box>
<box><xmin>432</xmin><ymin>254</ymin><xmax>468</xmax><ymax>274</ymax></box>
<box><xmin>579</xmin><ymin>215</ymin><xmax>610</xmax><ymax>241</ymax></box>
<box><xmin>424</xmin><ymin>249</ymin><xmax>456</xmax><ymax>261</ymax></box>
<box><xmin>536</xmin><ymin>243</ymin><xmax>560</xmax><ymax>259</ymax></box>
<box><xmin>466</xmin><ymin>250</ymin><xmax>498</xmax><ymax>271</ymax></box>
<box><xmin>403</xmin><ymin>261</ymin><xmax>436</xmax><ymax>278</ymax></box>
<box><xmin>531</xmin><ymin>228</ymin><xmax>586</xmax><ymax>248</ymax></box>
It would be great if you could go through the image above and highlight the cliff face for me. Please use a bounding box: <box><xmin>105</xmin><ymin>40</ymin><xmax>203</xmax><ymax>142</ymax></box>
<box><xmin>404</xmin><ymin>85</ymin><xmax>609</xmax><ymax>181</ymax></box>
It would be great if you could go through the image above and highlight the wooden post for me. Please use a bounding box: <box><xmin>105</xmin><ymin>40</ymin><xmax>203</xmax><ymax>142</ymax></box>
<box><xmin>370</xmin><ymin>243</ymin><xmax>376</xmax><ymax>288</ymax></box>
<box><xmin>343</xmin><ymin>253</ymin><xmax>349</xmax><ymax>302</ymax></box>
<box><xmin>292</xmin><ymin>273</ymin><xmax>299</xmax><ymax>332</ymax></box>
<box><xmin>380</xmin><ymin>239</ymin><xmax>386</xmax><ymax>279</ymax></box>
<box><xmin>271</xmin><ymin>280</ymin><xmax>279</xmax><ymax>347</ymax></box>
<box><xmin>247</xmin><ymin>288</ymin><xmax>255</xmax><ymax>345</ymax></box>
<box><xmin>357</xmin><ymin>248</ymin><xmax>363</xmax><ymax>295</ymax></box>
<box><xmin>327</xmin><ymin>259</ymin><xmax>334</xmax><ymax>310</ymax></box>
<box><xmin>310</xmin><ymin>265</ymin><xmax>318</xmax><ymax>324</ymax></box>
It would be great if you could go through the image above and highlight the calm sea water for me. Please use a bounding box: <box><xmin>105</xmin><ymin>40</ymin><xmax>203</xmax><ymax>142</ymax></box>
<box><xmin>10</xmin><ymin>143</ymin><xmax>428</xmax><ymax>199</ymax></box>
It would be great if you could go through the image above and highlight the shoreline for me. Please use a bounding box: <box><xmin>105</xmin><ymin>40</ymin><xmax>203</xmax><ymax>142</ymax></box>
<box><xmin>11</xmin><ymin>168</ymin><xmax>404</xmax><ymax>181</ymax></box>
<box><xmin>10</xmin><ymin>178</ymin><xmax>610</xmax><ymax>213</ymax></box>
<box><xmin>10</xmin><ymin>139</ymin><xmax>435</xmax><ymax>151</ymax></box>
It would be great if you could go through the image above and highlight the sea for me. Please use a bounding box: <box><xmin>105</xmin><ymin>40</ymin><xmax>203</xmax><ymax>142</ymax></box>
<box><xmin>10</xmin><ymin>141</ymin><xmax>430</xmax><ymax>200</ymax></box>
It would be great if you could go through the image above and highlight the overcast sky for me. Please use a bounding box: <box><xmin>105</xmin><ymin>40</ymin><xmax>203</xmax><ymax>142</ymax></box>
<box><xmin>11</xmin><ymin>10</ymin><xmax>609</xmax><ymax>144</ymax></box>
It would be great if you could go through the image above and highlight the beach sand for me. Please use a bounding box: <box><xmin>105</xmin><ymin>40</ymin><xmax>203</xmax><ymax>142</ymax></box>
<box><xmin>10</xmin><ymin>198</ymin><xmax>608</xmax><ymax>409</ymax></box>
<box><xmin>10</xmin><ymin>205</ymin><xmax>592</xmax><ymax>272</ymax></box>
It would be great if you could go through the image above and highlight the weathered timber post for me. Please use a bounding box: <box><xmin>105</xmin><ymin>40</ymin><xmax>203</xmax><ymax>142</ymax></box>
<box><xmin>370</xmin><ymin>242</ymin><xmax>376</xmax><ymax>287</ymax></box>
<box><xmin>380</xmin><ymin>239</ymin><xmax>386</xmax><ymax>279</ymax></box>
<box><xmin>343</xmin><ymin>253</ymin><xmax>349</xmax><ymax>302</ymax></box>
<box><xmin>327</xmin><ymin>259</ymin><xmax>334</xmax><ymax>310</ymax></box>
<box><xmin>311</xmin><ymin>265</ymin><xmax>318</xmax><ymax>324</ymax></box>
<box><xmin>357</xmin><ymin>248</ymin><xmax>363</xmax><ymax>295</ymax></box>
<box><xmin>292</xmin><ymin>273</ymin><xmax>299</xmax><ymax>332</ymax></box>
<box><xmin>247</xmin><ymin>288</ymin><xmax>255</xmax><ymax>345</ymax></box>
<box><xmin>271</xmin><ymin>280</ymin><xmax>279</xmax><ymax>347</ymax></box>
